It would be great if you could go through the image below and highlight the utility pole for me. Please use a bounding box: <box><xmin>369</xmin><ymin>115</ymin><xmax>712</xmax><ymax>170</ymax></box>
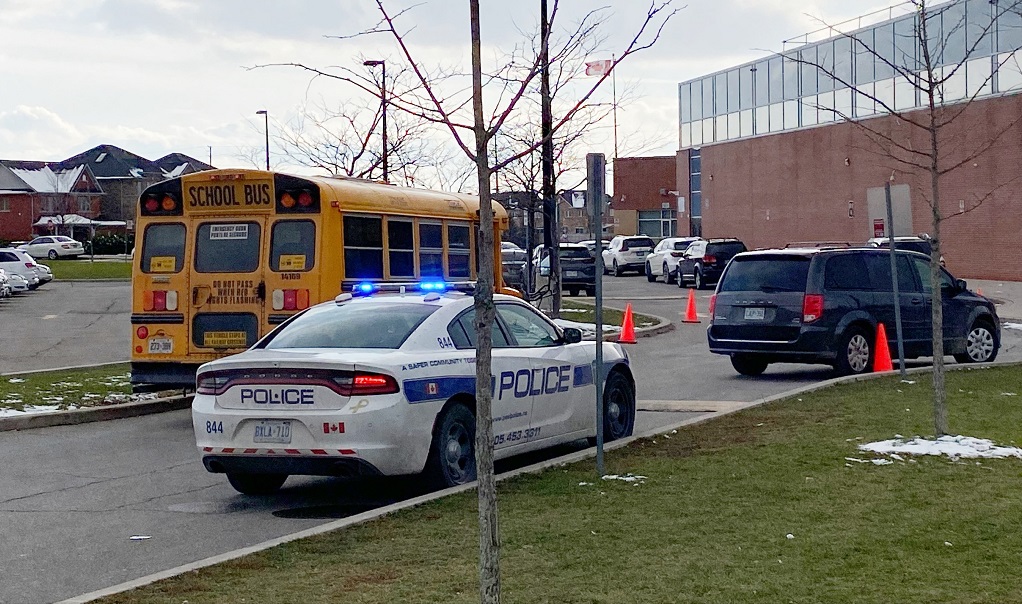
<box><xmin>540</xmin><ymin>0</ymin><xmax>561</xmax><ymax>316</ymax></box>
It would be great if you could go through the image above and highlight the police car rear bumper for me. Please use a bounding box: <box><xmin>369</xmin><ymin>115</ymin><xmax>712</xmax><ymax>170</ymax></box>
<box><xmin>202</xmin><ymin>453</ymin><xmax>382</xmax><ymax>478</ymax></box>
<box><xmin>192</xmin><ymin>393</ymin><xmax>437</xmax><ymax>476</ymax></box>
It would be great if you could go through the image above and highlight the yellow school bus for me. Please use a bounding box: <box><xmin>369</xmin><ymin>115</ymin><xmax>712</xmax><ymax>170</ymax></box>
<box><xmin>130</xmin><ymin>169</ymin><xmax>509</xmax><ymax>389</ymax></box>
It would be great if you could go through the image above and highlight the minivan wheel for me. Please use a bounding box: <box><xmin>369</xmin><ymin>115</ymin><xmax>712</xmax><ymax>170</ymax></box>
<box><xmin>835</xmin><ymin>326</ymin><xmax>873</xmax><ymax>376</ymax></box>
<box><xmin>730</xmin><ymin>354</ymin><xmax>768</xmax><ymax>376</ymax></box>
<box><xmin>954</xmin><ymin>320</ymin><xmax>998</xmax><ymax>364</ymax></box>
<box><xmin>646</xmin><ymin>263</ymin><xmax>656</xmax><ymax>282</ymax></box>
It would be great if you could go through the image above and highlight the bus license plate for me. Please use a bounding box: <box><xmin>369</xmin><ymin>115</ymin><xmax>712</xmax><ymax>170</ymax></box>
<box><xmin>253</xmin><ymin>420</ymin><xmax>292</xmax><ymax>444</ymax></box>
<box><xmin>204</xmin><ymin>331</ymin><xmax>247</xmax><ymax>348</ymax></box>
<box><xmin>744</xmin><ymin>308</ymin><xmax>766</xmax><ymax>320</ymax></box>
<box><xmin>147</xmin><ymin>338</ymin><xmax>173</xmax><ymax>354</ymax></box>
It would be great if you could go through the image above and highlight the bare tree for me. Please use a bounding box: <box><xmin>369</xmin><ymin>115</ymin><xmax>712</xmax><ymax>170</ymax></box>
<box><xmin>261</xmin><ymin>2</ymin><xmax>676</xmax><ymax>601</ymax></box>
<box><xmin>797</xmin><ymin>0</ymin><xmax>1022</xmax><ymax>435</ymax></box>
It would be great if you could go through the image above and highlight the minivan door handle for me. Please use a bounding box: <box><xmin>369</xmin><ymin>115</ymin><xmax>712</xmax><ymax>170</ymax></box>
<box><xmin>910</xmin><ymin>297</ymin><xmax>925</xmax><ymax>305</ymax></box>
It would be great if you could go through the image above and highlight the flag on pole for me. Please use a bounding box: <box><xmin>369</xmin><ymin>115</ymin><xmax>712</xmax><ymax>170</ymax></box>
<box><xmin>585</xmin><ymin>59</ymin><xmax>613</xmax><ymax>76</ymax></box>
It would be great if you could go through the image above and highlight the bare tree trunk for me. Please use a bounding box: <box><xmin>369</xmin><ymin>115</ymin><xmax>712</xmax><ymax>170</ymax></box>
<box><xmin>468</xmin><ymin>3</ymin><xmax>500</xmax><ymax>603</ymax></box>
<box><xmin>928</xmin><ymin>118</ymin><xmax>948</xmax><ymax>435</ymax></box>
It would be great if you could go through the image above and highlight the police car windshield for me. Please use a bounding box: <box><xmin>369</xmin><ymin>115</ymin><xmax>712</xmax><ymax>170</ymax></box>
<box><xmin>262</xmin><ymin>302</ymin><xmax>439</xmax><ymax>349</ymax></box>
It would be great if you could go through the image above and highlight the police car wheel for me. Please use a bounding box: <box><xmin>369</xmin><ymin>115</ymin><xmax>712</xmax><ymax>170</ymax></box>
<box><xmin>603</xmin><ymin>371</ymin><xmax>635</xmax><ymax>441</ymax></box>
<box><xmin>425</xmin><ymin>403</ymin><xmax>477</xmax><ymax>488</ymax></box>
<box><xmin>226</xmin><ymin>472</ymin><xmax>288</xmax><ymax>496</ymax></box>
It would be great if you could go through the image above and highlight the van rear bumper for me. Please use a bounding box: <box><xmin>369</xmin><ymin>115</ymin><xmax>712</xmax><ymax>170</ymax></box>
<box><xmin>707</xmin><ymin>326</ymin><xmax>837</xmax><ymax>363</ymax></box>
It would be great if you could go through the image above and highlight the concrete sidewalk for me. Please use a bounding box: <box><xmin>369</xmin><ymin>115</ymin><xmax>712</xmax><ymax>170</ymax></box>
<box><xmin>968</xmin><ymin>278</ymin><xmax>1022</xmax><ymax>323</ymax></box>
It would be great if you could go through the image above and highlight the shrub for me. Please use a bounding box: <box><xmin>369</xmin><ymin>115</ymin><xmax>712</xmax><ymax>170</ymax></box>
<box><xmin>84</xmin><ymin>234</ymin><xmax>135</xmax><ymax>255</ymax></box>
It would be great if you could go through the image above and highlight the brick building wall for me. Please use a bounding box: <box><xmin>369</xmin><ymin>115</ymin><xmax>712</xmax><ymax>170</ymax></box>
<box><xmin>0</xmin><ymin>194</ymin><xmax>35</xmax><ymax>242</ymax></box>
<box><xmin>612</xmin><ymin>156</ymin><xmax>679</xmax><ymax>236</ymax></box>
<box><xmin>699</xmin><ymin>93</ymin><xmax>1022</xmax><ymax>281</ymax></box>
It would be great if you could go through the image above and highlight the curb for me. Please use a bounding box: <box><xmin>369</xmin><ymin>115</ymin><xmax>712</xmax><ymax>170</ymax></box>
<box><xmin>0</xmin><ymin>394</ymin><xmax>192</xmax><ymax>432</ymax></box>
<box><xmin>59</xmin><ymin>359</ymin><xmax>1022</xmax><ymax>603</ymax></box>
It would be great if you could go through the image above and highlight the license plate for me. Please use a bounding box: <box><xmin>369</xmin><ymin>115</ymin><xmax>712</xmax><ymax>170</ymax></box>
<box><xmin>204</xmin><ymin>331</ymin><xmax>248</xmax><ymax>348</ymax></box>
<box><xmin>744</xmin><ymin>307</ymin><xmax>766</xmax><ymax>320</ymax></box>
<box><xmin>253</xmin><ymin>420</ymin><xmax>292</xmax><ymax>444</ymax></box>
<box><xmin>634</xmin><ymin>251</ymin><xmax>644</xmax><ymax>256</ymax></box>
<box><xmin>566</xmin><ymin>270</ymin><xmax>579</xmax><ymax>277</ymax></box>
<box><xmin>147</xmin><ymin>337</ymin><xmax>173</xmax><ymax>354</ymax></box>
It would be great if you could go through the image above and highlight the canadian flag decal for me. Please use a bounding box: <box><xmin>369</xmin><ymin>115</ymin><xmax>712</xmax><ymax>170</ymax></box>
<box><xmin>323</xmin><ymin>422</ymin><xmax>345</xmax><ymax>434</ymax></box>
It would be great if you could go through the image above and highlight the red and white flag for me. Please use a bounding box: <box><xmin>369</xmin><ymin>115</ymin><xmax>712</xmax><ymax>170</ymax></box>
<box><xmin>585</xmin><ymin>59</ymin><xmax>613</xmax><ymax>76</ymax></box>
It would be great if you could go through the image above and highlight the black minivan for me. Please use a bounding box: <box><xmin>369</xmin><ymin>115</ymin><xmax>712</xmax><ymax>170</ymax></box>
<box><xmin>707</xmin><ymin>247</ymin><xmax>1000</xmax><ymax>376</ymax></box>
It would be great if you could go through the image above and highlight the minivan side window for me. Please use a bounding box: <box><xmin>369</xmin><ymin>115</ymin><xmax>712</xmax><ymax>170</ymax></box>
<box><xmin>824</xmin><ymin>255</ymin><xmax>870</xmax><ymax>290</ymax></box>
<box><xmin>864</xmin><ymin>254</ymin><xmax>918</xmax><ymax>292</ymax></box>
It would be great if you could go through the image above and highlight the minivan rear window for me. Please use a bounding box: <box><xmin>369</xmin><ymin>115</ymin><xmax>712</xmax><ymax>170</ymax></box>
<box><xmin>718</xmin><ymin>256</ymin><xmax>810</xmax><ymax>293</ymax></box>
<box><xmin>707</xmin><ymin>242</ymin><xmax>747</xmax><ymax>258</ymax></box>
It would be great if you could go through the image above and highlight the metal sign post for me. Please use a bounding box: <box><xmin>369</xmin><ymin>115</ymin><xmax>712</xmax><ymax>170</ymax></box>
<box><xmin>587</xmin><ymin>153</ymin><xmax>606</xmax><ymax>476</ymax></box>
<box><xmin>885</xmin><ymin>182</ymin><xmax>907</xmax><ymax>378</ymax></box>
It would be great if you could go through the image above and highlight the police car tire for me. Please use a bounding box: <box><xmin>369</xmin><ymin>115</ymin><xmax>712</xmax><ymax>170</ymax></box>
<box><xmin>226</xmin><ymin>472</ymin><xmax>288</xmax><ymax>496</ymax></box>
<box><xmin>424</xmin><ymin>403</ymin><xmax>477</xmax><ymax>489</ymax></box>
<box><xmin>603</xmin><ymin>371</ymin><xmax>635</xmax><ymax>441</ymax></box>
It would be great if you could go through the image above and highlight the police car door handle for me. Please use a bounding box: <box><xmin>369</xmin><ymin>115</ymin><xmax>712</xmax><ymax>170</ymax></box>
<box><xmin>256</xmin><ymin>281</ymin><xmax>266</xmax><ymax>301</ymax></box>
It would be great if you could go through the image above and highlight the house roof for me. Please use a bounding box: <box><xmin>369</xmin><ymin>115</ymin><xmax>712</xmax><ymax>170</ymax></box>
<box><xmin>52</xmin><ymin>145</ymin><xmax>216</xmax><ymax>179</ymax></box>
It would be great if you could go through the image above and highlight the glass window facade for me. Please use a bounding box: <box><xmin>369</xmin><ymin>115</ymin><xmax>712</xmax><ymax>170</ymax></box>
<box><xmin>678</xmin><ymin>0</ymin><xmax>1014</xmax><ymax>149</ymax></box>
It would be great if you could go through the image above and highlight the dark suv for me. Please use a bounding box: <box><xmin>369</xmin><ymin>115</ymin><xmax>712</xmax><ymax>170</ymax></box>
<box><xmin>531</xmin><ymin>243</ymin><xmax>597</xmax><ymax>297</ymax></box>
<box><xmin>707</xmin><ymin>247</ymin><xmax>1000</xmax><ymax>376</ymax></box>
<box><xmin>677</xmin><ymin>238</ymin><xmax>747</xmax><ymax>290</ymax></box>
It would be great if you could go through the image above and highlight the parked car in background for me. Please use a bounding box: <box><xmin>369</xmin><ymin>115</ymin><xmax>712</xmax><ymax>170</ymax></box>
<box><xmin>0</xmin><ymin>248</ymin><xmax>43</xmax><ymax>289</ymax></box>
<box><xmin>34</xmin><ymin>262</ymin><xmax>53</xmax><ymax>285</ymax></box>
<box><xmin>707</xmin><ymin>246</ymin><xmax>1000</xmax><ymax>377</ymax></box>
<box><xmin>644</xmin><ymin>236</ymin><xmax>703</xmax><ymax>284</ymax></box>
<box><xmin>17</xmin><ymin>235</ymin><xmax>84</xmax><ymax>259</ymax></box>
<box><xmin>0</xmin><ymin>268</ymin><xmax>12</xmax><ymax>298</ymax></box>
<box><xmin>579</xmin><ymin>239</ymin><xmax>611</xmax><ymax>258</ymax></box>
<box><xmin>602</xmin><ymin>235</ymin><xmax>656</xmax><ymax>276</ymax></box>
<box><xmin>501</xmin><ymin>241</ymin><xmax>523</xmax><ymax>252</ymax></box>
<box><xmin>676</xmin><ymin>238</ymin><xmax>747</xmax><ymax>290</ymax></box>
<box><xmin>7</xmin><ymin>271</ymin><xmax>31</xmax><ymax>293</ymax></box>
<box><xmin>866</xmin><ymin>236</ymin><xmax>945</xmax><ymax>267</ymax></box>
<box><xmin>501</xmin><ymin>248</ymin><xmax>529</xmax><ymax>290</ymax></box>
<box><xmin>533</xmin><ymin>243</ymin><xmax>597</xmax><ymax>296</ymax></box>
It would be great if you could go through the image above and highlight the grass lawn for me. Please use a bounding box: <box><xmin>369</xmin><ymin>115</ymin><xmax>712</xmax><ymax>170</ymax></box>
<box><xmin>44</xmin><ymin>258</ymin><xmax>132</xmax><ymax>280</ymax></box>
<box><xmin>0</xmin><ymin>364</ymin><xmax>135</xmax><ymax>412</ymax></box>
<box><xmin>98</xmin><ymin>366</ymin><xmax>1022</xmax><ymax>603</ymax></box>
<box><xmin>559</xmin><ymin>299</ymin><xmax>659</xmax><ymax>329</ymax></box>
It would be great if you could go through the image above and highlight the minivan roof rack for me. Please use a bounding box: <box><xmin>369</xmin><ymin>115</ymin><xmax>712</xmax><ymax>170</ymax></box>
<box><xmin>784</xmin><ymin>241</ymin><xmax>854</xmax><ymax>249</ymax></box>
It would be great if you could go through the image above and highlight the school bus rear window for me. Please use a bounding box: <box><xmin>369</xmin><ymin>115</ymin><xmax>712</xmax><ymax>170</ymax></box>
<box><xmin>141</xmin><ymin>223</ymin><xmax>186</xmax><ymax>274</ymax></box>
<box><xmin>271</xmin><ymin>220</ymin><xmax>315</xmax><ymax>272</ymax></box>
<box><xmin>195</xmin><ymin>222</ymin><xmax>261</xmax><ymax>273</ymax></box>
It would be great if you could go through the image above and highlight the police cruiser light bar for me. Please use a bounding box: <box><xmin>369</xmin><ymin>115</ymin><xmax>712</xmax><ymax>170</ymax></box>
<box><xmin>349</xmin><ymin>281</ymin><xmax>477</xmax><ymax>297</ymax></box>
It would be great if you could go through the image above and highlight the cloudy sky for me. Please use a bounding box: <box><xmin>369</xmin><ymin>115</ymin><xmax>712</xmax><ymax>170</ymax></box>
<box><xmin>0</xmin><ymin>0</ymin><xmax>897</xmax><ymax>181</ymax></box>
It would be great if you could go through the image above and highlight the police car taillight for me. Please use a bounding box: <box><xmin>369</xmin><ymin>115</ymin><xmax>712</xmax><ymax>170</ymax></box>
<box><xmin>332</xmin><ymin>371</ymin><xmax>399</xmax><ymax>396</ymax></box>
<box><xmin>196</xmin><ymin>373</ymin><xmax>230</xmax><ymax>394</ymax></box>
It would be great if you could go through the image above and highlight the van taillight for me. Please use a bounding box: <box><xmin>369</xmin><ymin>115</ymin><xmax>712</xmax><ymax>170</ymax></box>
<box><xmin>803</xmin><ymin>294</ymin><xmax>824</xmax><ymax>323</ymax></box>
<box><xmin>703</xmin><ymin>255</ymin><xmax>717</xmax><ymax>264</ymax></box>
<box><xmin>709</xmin><ymin>294</ymin><xmax>717</xmax><ymax>316</ymax></box>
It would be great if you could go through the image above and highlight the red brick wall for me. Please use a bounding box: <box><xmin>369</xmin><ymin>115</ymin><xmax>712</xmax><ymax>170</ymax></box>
<box><xmin>0</xmin><ymin>195</ymin><xmax>36</xmax><ymax>242</ymax></box>
<box><xmin>612</xmin><ymin>156</ymin><xmax>678</xmax><ymax>212</ymax></box>
<box><xmin>700</xmin><ymin>94</ymin><xmax>1022</xmax><ymax>281</ymax></box>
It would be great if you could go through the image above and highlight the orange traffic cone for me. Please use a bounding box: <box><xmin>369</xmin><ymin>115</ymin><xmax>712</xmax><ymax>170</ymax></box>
<box><xmin>682</xmin><ymin>289</ymin><xmax>700</xmax><ymax>323</ymax></box>
<box><xmin>873</xmin><ymin>323</ymin><xmax>893</xmax><ymax>372</ymax></box>
<box><xmin>618</xmin><ymin>303</ymin><xmax>637</xmax><ymax>344</ymax></box>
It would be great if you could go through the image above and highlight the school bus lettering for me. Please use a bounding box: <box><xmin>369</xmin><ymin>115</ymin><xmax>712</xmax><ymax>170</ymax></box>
<box><xmin>243</xmin><ymin>184</ymin><xmax>272</xmax><ymax>206</ymax></box>
<box><xmin>208</xmin><ymin>279</ymin><xmax>259</xmax><ymax>305</ymax></box>
<box><xmin>189</xmin><ymin>185</ymin><xmax>240</xmax><ymax>208</ymax></box>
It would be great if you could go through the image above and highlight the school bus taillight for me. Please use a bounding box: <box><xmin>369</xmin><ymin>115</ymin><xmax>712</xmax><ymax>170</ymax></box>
<box><xmin>272</xmin><ymin>288</ymin><xmax>310</xmax><ymax>311</ymax></box>
<box><xmin>298</xmin><ymin>190</ymin><xmax>313</xmax><ymax>207</ymax></box>
<box><xmin>280</xmin><ymin>192</ymin><xmax>296</xmax><ymax>208</ymax></box>
<box><xmin>161</xmin><ymin>194</ymin><xmax>178</xmax><ymax>211</ymax></box>
<box><xmin>143</xmin><ymin>289</ymin><xmax>179</xmax><ymax>312</ymax></box>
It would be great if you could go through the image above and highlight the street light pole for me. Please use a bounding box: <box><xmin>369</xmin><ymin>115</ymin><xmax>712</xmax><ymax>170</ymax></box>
<box><xmin>255</xmin><ymin>110</ymin><xmax>269</xmax><ymax>170</ymax></box>
<box><xmin>364</xmin><ymin>59</ymin><xmax>388</xmax><ymax>182</ymax></box>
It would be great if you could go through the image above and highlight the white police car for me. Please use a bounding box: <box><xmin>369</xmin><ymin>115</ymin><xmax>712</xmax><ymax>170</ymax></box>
<box><xmin>193</xmin><ymin>283</ymin><xmax>635</xmax><ymax>495</ymax></box>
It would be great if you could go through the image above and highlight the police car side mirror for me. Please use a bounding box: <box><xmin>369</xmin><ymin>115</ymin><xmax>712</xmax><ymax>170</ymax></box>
<box><xmin>561</xmin><ymin>327</ymin><xmax>582</xmax><ymax>344</ymax></box>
